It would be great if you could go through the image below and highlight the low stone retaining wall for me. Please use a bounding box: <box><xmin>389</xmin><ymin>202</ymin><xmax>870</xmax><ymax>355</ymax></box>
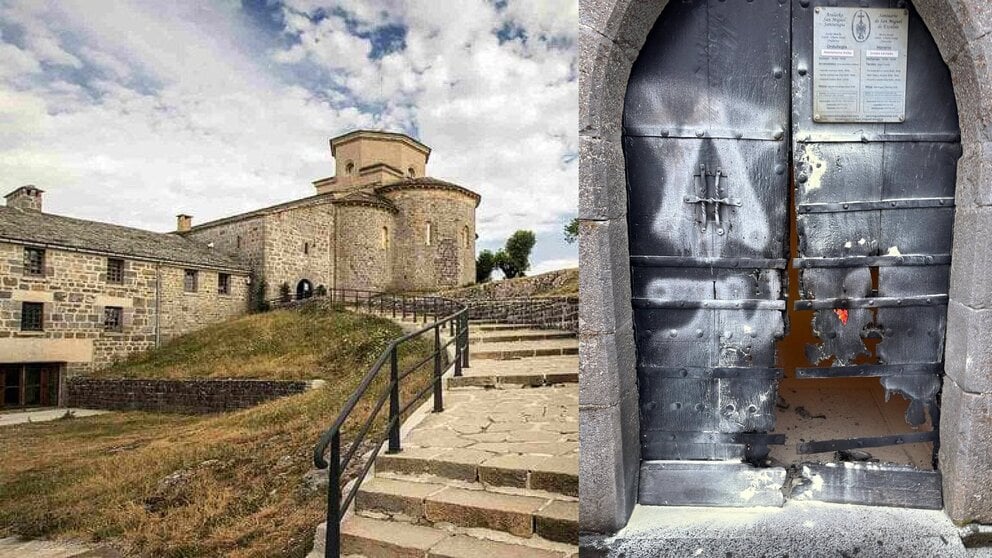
<box><xmin>65</xmin><ymin>378</ymin><xmax>317</xmax><ymax>414</ymax></box>
<box><xmin>464</xmin><ymin>296</ymin><xmax>578</xmax><ymax>332</ymax></box>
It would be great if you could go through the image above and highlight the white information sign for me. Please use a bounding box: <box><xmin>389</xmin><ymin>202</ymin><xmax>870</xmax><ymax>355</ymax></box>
<box><xmin>813</xmin><ymin>7</ymin><xmax>909</xmax><ymax>123</ymax></box>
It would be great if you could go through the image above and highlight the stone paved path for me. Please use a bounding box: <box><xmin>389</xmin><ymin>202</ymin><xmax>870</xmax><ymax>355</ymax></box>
<box><xmin>310</xmin><ymin>323</ymin><xmax>579</xmax><ymax>557</ymax></box>
<box><xmin>0</xmin><ymin>408</ymin><xmax>109</xmax><ymax>428</ymax></box>
<box><xmin>0</xmin><ymin>537</ymin><xmax>119</xmax><ymax>558</ymax></box>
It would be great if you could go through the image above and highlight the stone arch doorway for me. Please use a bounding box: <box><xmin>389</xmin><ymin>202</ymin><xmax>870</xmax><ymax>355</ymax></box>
<box><xmin>579</xmin><ymin>0</ymin><xmax>992</xmax><ymax>533</ymax></box>
<box><xmin>296</xmin><ymin>279</ymin><xmax>313</xmax><ymax>300</ymax></box>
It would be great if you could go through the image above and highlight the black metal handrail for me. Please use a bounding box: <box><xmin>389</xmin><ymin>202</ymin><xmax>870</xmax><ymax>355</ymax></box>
<box><xmin>279</xmin><ymin>287</ymin><xmax>469</xmax><ymax>557</ymax></box>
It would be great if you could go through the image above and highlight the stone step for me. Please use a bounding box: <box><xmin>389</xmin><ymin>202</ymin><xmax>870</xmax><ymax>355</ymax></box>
<box><xmin>375</xmin><ymin>450</ymin><xmax>578</xmax><ymax>497</ymax></box>
<box><xmin>447</xmin><ymin>371</ymin><xmax>578</xmax><ymax>388</ymax></box>
<box><xmin>469</xmin><ymin>330</ymin><xmax>575</xmax><ymax>344</ymax></box>
<box><xmin>469</xmin><ymin>323</ymin><xmax>537</xmax><ymax>331</ymax></box>
<box><xmin>353</xmin><ymin>477</ymin><xmax>576</xmax><ymax>541</ymax></box>
<box><xmin>337</xmin><ymin>515</ymin><xmax>573</xmax><ymax>558</ymax></box>
<box><xmin>470</xmin><ymin>339</ymin><xmax>578</xmax><ymax>360</ymax></box>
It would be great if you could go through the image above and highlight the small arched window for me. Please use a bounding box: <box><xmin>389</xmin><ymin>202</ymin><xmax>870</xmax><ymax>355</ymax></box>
<box><xmin>425</xmin><ymin>221</ymin><xmax>433</xmax><ymax>246</ymax></box>
<box><xmin>463</xmin><ymin>226</ymin><xmax>471</xmax><ymax>248</ymax></box>
<box><xmin>304</xmin><ymin>242</ymin><xmax>310</xmax><ymax>255</ymax></box>
<box><xmin>345</xmin><ymin>161</ymin><xmax>355</xmax><ymax>175</ymax></box>
<box><xmin>382</xmin><ymin>226</ymin><xmax>390</xmax><ymax>249</ymax></box>
<box><xmin>408</xmin><ymin>167</ymin><xmax>416</xmax><ymax>177</ymax></box>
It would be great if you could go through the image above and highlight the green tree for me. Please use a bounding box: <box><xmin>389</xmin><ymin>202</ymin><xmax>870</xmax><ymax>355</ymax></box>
<box><xmin>476</xmin><ymin>249</ymin><xmax>497</xmax><ymax>282</ymax></box>
<box><xmin>563</xmin><ymin>218</ymin><xmax>579</xmax><ymax>244</ymax></box>
<box><xmin>249</xmin><ymin>272</ymin><xmax>270</xmax><ymax>313</ymax></box>
<box><xmin>497</xmin><ymin>230</ymin><xmax>536</xmax><ymax>279</ymax></box>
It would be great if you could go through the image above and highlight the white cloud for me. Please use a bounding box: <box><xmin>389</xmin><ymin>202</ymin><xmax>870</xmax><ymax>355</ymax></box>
<box><xmin>0</xmin><ymin>0</ymin><xmax>577</xmax><ymax>255</ymax></box>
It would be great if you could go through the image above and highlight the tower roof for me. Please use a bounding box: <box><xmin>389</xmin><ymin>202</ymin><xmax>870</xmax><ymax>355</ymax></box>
<box><xmin>329</xmin><ymin>130</ymin><xmax>432</xmax><ymax>160</ymax></box>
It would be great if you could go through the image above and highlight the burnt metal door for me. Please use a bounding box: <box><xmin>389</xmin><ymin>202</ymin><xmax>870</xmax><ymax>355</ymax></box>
<box><xmin>625</xmin><ymin>0</ymin><xmax>791</xmax><ymax>463</ymax></box>
<box><xmin>626</xmin><ymin>0</ymin><xmax>959</xmax><ymax>508</ymax></box>
<box><xmin>788</xmin><ymin>0</ymin><xmax>959</xmax><ymax>506</ymax></box>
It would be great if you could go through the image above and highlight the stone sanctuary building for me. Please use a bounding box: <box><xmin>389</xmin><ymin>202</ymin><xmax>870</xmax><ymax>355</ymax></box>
<box><xmin>580</xmin><ymin>0</ymin><xmax>992</xmax><ymax>554</ymax></box>
<box><xmin>0</xmin><ymin>130</ymin><xmax>479</xmax><ymax>410</ymax></box>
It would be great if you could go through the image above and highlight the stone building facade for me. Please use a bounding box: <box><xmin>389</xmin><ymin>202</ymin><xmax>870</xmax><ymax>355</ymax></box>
<box><xmin>0</xmin><ymin>130</ymin><xmax>479</xmax><ymax>410</ymax></box>
<box><xmin>0</xmin><ymin>186</ymin><xmax>248</xmax><ymax>408</ymax></box>
<box><xmin>579</xmin><ymin>0</ymin><xmax>992</xmax><ymax>545</ymax></box>
<box><xmin>182</xmin><ymin>130</ymin><xmax>480</xmax><ymax>295</ymax></box>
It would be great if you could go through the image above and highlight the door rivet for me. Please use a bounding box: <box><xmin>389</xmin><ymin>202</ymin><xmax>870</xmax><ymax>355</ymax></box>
<box><xmin>773</xmin><ymin>68</ymin><xmax>783</xmax><ymax>79</ymax></box>
<box><xmin>669</xmin><ymin>329</ymin><xmax>678</xmax><ymax>338</ymax></box>
<box><xmin>696</xmin><ymin>329</ymin><xmax>704</xmax><ymax>338</ymax></box>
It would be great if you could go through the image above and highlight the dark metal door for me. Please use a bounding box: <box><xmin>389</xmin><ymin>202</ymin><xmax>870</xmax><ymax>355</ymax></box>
<box><xmin>626</xmin><ymin>0</ymin><xmax>960</xmax><ymax>507</ymax></box>
<box><xmin>788</xmin><ymin>0</ymin><xmax>959</xmax><ymax>506</ymax></box>
<box><xmin>625</xmin><ymin>0</ymin><xmax>791</xmax><ymax>463</ymax></box>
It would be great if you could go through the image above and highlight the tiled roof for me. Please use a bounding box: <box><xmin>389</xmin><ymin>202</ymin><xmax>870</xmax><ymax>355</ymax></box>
<box><xmin>0</xmin><ymin>206</ymin><xmax>248</xmax><ymax>271</ymax></box>
<box><xmin>375</xmin><ymin>177</ymin><xmax>481</xmax><ymax>206</ymax></box>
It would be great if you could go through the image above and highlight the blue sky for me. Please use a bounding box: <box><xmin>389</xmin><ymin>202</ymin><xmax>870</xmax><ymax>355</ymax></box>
<box><xmin>0</xmin><ymin>0</ymin><xmax>578</xmax><ymax>274</ymax></box>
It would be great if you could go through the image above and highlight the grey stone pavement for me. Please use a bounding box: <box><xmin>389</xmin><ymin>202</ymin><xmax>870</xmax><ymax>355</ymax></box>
<box><xmin>401</xmin><ymin>384</ymin><xmax>579</xmax><ymax>467</ymax></box>
<box><xmin>0</xmin><ymin>408</ymin><xmax>108</xmax><ymax>428</ymax></box>
<box><xmin>0</xmin><ymin>537</ymin><xmax>119</xmax><ymax>558</ymax></box>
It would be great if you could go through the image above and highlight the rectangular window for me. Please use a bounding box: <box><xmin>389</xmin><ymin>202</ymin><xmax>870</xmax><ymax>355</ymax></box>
<box><xmin>184</xmin><ymin>269</ymin><xmax>198</xmax><ymax>293</ymax></box>
<box><xmin>23</xmin><ymin>248</ymin><xmax>44</xmax><ymax>276</ymax></box>
<box><xmin>107</xmin><ymin>258</ymin><xmax>124</xmax><ymax>284</ymax></box>
<box><xmin>20</xmin><ymin>302</ymin><xmax>43</xmax><ymax>331</ymax></box>
<box><xmin>218</xmin><ymin>273</ymin><xmax>230</xmax><ymax>295</ymax></box>
<box><xmin>103</xmin><ymin>306</ymin><xmax>123</xmax><ymax>332</ymax></box>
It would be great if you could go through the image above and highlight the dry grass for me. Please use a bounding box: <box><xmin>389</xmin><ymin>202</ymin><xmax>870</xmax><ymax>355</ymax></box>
<box><xmin>0</xmin><ymin>303</ymin><xmax>438</xmax><ymax>557</ymax></box>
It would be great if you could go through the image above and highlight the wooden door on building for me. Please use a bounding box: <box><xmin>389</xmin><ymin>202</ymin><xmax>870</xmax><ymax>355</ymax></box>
<box><xmin>625</xmin><ymin>0</ymin><xmax>959</xmax><ymax>509</ymax></box>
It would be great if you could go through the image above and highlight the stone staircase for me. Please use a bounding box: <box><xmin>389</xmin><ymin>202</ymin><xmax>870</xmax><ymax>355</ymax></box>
<box><xmin>309</xmin><ymin>323</ymin><xmax>578</xmax><ymax>557</ymax></box>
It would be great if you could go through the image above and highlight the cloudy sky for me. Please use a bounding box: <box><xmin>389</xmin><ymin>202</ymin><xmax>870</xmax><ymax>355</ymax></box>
<box><xmin>0</xmin><ymin>0</ymin><xmax>577</xmax><ymax>274</ymax></box>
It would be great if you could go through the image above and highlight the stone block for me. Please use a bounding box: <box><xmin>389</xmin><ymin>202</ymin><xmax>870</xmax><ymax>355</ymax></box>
<box><xmin>428</xmin><ymin>535</ymin><xmax>561</xmax><ymax>558</ymax></box>
<box><xmin>955</xmin><ymin>142</ymin><xmax>992</xmax><ymax>207</ymax></box>
<box><xmin>578</xmin><ymin>26</ymin><xmax>630</xmax><ymax>142</ymax></box>
<box><xmin>939</xmin><ymin>378</ymin><xmax>992</xmax><ymax>524</ymax></box>
<box><xmin>478</xmin><ymin>454</ymin><xmax>542</xmax><ymax>489</ymax></box>
<box><xmin>949</xmin><ymin>207</ymin><xmax>992</xmax><ymax>308</ymax></box>
<box><xmin>579</xmin><ymin>135</ymin><xmax>627</xmax><ymax>221</ymax></box>
<box><xmin>354</xmin><ymin>478</ymin><xmax>445</xmax><ymax>520</ymax></box>
<box><xmin>531</xmin><ymin>456</ymin><xmax>580</xmax><ymax>498</ymax></box>
<box><xmin>948</xmin><ymin>36</ymin><xmax>992</xmax><ymax>144</ymax></box>
<box><xmin>579</xmin><ymin>0</ymin><xmax>667</xmax><ymax>56</ymax></box>
<box><xmin>578</xmin><ymin>218</ymin><xmax>632</xmax><ymax>335</ymax></box>
<box><xmin>579</xmin><ymin>388</ymin><xmax>639</xmax><ymax>534</ymax></box>
<box><xmin>944</xmin><ymin>300</ymin><xmax>992</xmax><ymax>393</ymax></box>
<box><xmin>424</xmin><ymin>487</ymin><xmax>547</xmax><ymax>538</ymax></box>
<box><xmin>341</xmin><ymin>515</ymin><xmax>447</xmax><ymax>558</ymax></box>
<box><xmin>535</xmin><ymin>500</ymin><xmax>579</xmax><ymax>544</ymax></box>
<box><xmin>579</xmin><ymin>322</ymin><xmax>636</xmax><ymax>408</ymax></box>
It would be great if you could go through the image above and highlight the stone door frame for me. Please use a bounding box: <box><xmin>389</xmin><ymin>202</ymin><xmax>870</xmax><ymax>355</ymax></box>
<box><xmin>579</xmin><ymin>0</ymin><xmax>992</xmax><ymax>533</ymax></box>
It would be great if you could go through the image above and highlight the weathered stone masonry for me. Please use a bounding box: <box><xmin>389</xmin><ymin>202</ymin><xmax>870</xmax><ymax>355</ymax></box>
<box><xmin>0</xmin><ymin>191</ymin><xmax>248</xmax><ymax>382</ymax></box>
<box><xmin>183</xmin><ymin>130</ymin><xmax>480</xmax><ymax>296</ymax></box>
<box><xmin>579</xmin><ymin>0</ymin><xmax>992</xmax><ymax>533</ymax></box>
<box><xmin>65</xmin><ymin>378</ymin><xmax>314</xmax><ymax>414</ymax></box>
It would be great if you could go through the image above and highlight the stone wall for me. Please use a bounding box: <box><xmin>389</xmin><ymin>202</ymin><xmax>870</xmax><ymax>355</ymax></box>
<box><xmin>262</xmin><ymin>204</ymin><xmax>335</xmax><ymax>297</ymax></box>
<box><xmin>465</xmin><ymin>297</ymin><xmax>578</xmax><ymax>332</ymax></box>
<box><xmin>335</xmin><ymin>204</ymin><xmax>395</xmax><ymax>291</ymax></box>
<box><xmin>185</xmin><ymin>215</ymin><xmax>266</xmax><ymax>270</ymax></box>
<box><xmin>65</xmin><ymin>377</ymin><xmax>313</xmax><ymax>413</ymax></box>
<box><xmin>157</xmin><ymin>265</ymin><xmax>248</xmax><ymax>343</ymax></box>
<box><xmin>442</xmin><ymin>269</ymin><xmax>578</xmax><ymax>300</ymax></box>
<box><xmin>384</xmin><ymin>187</ymin><xmax>476</xmax><ymax>291</ymax></box>
<box><xmin>0</xmin><ymin>241</ymin><xmax>247</xmax><ymax>374</ymax></box>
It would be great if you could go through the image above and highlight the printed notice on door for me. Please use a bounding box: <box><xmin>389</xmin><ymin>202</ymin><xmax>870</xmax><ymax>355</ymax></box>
<box><xmin>813</xmin><ymin>7</ymin><xmax>909</xmax><ymax>123</ymax></box>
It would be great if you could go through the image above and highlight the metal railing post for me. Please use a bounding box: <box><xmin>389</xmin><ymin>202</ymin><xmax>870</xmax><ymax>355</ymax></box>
<box><xmin>433</xmin><ymin>324</ymin><xmax>443</xmax><ymax>412</ymax></box>
<box><xmin>454</xmin><ymin>317</ymin><xmax>463</xmax><ymax>378</ymax></box>
<box><xmin>325</xmin><ymin>431</ymin><xmax>340</xmax><ymax>558</ymax></box>
<box><xmin>462</xmin><ymin>313</ymin><xmax>471</xmax><ymax>369</ymax></box>
<box><xmin>388</xmin><ymin>347</ymin><xmax>401</xmax><ymax>453</ymax></box>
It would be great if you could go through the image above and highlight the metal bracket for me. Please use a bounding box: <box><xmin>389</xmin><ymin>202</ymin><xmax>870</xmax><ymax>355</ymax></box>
<box><xmin>684</xmin><ymin>164</ymin><xmax>741</xmax><ymax>235</ymax></box>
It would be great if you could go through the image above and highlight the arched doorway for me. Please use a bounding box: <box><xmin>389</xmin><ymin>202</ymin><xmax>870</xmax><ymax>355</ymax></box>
<box><xmin>296</xmin><ymin>279</ymin><xmax>313</xmax><ymax>300</ymax></box>
<box><xmin>624</xmin><ymin>0</ymin><xmax>958</xmax><ymax>510</ymax></box>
